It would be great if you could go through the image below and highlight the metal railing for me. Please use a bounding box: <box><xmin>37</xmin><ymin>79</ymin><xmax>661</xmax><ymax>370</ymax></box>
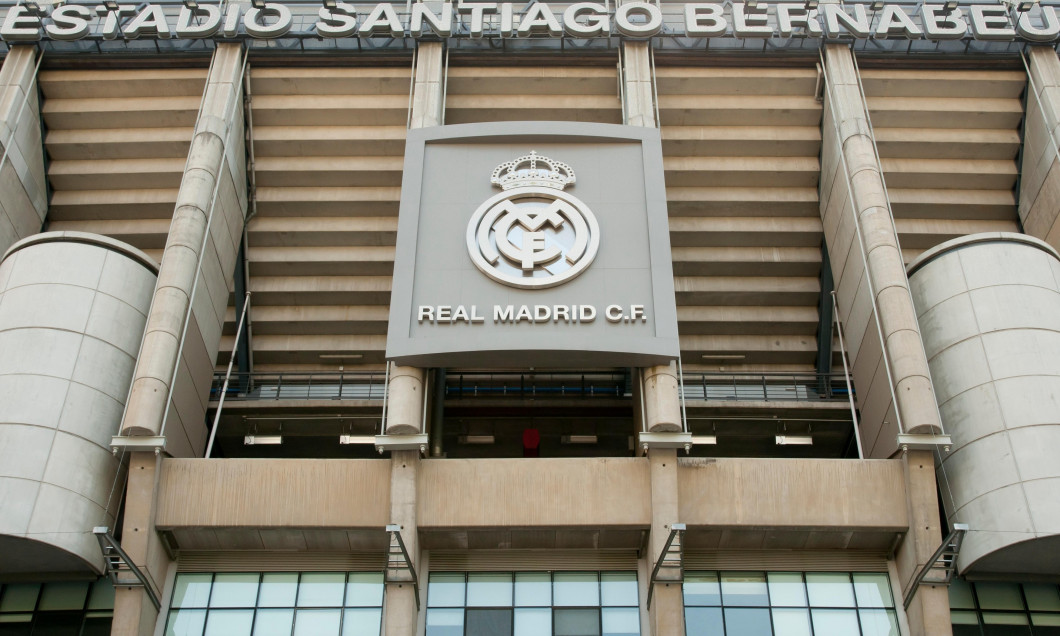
<box><xmin>209</xmin><ymin>371</ymin><xmax>387</xmax><ymax>402</ymax></box>
<box><xmin>680</xmin><ymin>372</ymin><xmax>852</xmax><ymax>402</ymax></box>
<box><xmin>445</xmin><ymin>371</ymin><xmax>631</xmax><ymax>399</ymax></box>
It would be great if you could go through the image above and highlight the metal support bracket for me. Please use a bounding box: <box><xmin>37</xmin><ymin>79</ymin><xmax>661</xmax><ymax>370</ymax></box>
<box><xmin>385</xmin><ymin>524</ymin><xmax>421</xmax><ymax>610</ymax></box>
<box><xmin>110</xmin><ymin>435</ymin><xmax>167</xmax><ymax>456</ymax></box>
<box><xmin>638</xmin><ymin>432</ymin><xmax>694</xmax><ymax>456</ymax></box>
<box><xmin>93</xmin><ymin>527</ymin><xmax>161</xmax><ymax>611</ymax></box>
<box><xmin>903</xmin><ymin>523</ymin><xmax>969</xmax><ymax>610</ymax></box>
<box><xmin>647</xmin><ymin>523</ymin><xmax>686</xmax><ymax>609</ymax></box>
<box><xmin>375</xmin><ymin>434</ymin><xmax>429</xmax><ymax>455</ymax></box>
<box><xmin>897</xmin><ymin>433</ymin><xmax>953</xmax><ymax>453</ymax></box>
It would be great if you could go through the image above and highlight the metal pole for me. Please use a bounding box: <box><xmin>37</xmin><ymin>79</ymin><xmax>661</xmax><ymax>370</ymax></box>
<box><xmin>832</xmin><ymin>291</ymin><xmax>863</xmax><ymax>459</ymax></box>
<box><xmin>204</xmin><ymin>291</ymin><xmax>251</xmax><ymax>458</ymax></box>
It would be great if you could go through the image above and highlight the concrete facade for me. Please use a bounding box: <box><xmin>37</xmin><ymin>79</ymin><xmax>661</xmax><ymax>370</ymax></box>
<box><xmin>0</xmin><ymin>232</ymin><xmax>156</xmax><ymax>576</ymax></box>
<box><xmin>1</xmin><ymin>20</ymin><xmax>1059</xmax><ymax>636</ymax></box>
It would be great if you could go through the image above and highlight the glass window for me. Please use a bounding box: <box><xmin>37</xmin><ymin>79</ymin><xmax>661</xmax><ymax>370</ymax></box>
<box><xmin>602</xmin><ymin>607</ymin><xmax>639</xmax><ymax>636</ymax></box>
<box><xmin>601</xmin><ymin>573</ymin><xmax>638</xmax><ymax>608</ymax></box>
<box><xmin>514</xmin><ymin>608</ymin><xmax>551</xmax><ymax>636</ymax></box>
<box><xmin>724</xmin><ymin>607</ymin><xmax>772</xmax><ymax>635</ymax></box>
<box><xmin>426</xmin><ymin>608</ymin><xmax>464</xmax><ymax>636</ymax></box>
<box><xmin>345</xmin><ymin>574</ymin><xmax>383</xmax><ymax>608</ymax></box>
<box><xmin>686</xmin><ymin>570</ymin><xmax>897</xmax><ymax>636</ymax></box>
<box><xmin>555</xmin><ymin>608</ymin><xmax>600</xmax><ymax>636</ymax></box>
<box><xmin>0</xmin><ymin>585</ymin><xmax>40</xmax><ymax>612</ymax></box>
<box><xmin>252</xmin><ymin>609</ymin><xmax>293</xmax><ymax>636</ymax></box>
<box><xmin>165</xmin><ymin>572</ymin><xmax>384</xmax><ymax>636</ymax></box>
<box><xmin>806</xmin><ymin>573</ymin><xmax>856</xmax><ymax>608</ymax></box>
<box><xmin>428</xmin><ymin>574</ymin><xmax>467</xmax><ymax>608</ymax></box>
<box><xmin>37</xmin><ymin>582</ymin><xmax>90</xmax><ymax>611</ymax></box>
<box><xmin>86</xmin><ymin>579</ymin><xmax>116</xmax><ymax>611</ymax></box>
<box><xmin>978</xmin><ymin>583</ymin><xmax>1026</xmax><ymax>611</ymax></box>
<box><xmin>554</xmin><ymin>573</ymin><xmax>600</xmax><ymax>607</ymax></box>
<box><xmin>203</xmin><ymin>609</ymin><xmax>254</xmax><ymax>636</ymax></box>
<box><xmin>173</xmin><ymin>575</ymin><xmax>213</xmax><ymax>609</ymax></box>
<box><xmin>1026</xmin><ymin>585</ymin><xmax>1060</xmax><ymax>612</ymax></box>
<box><xmin>683</xmin><ymin>573</ymin><xmax>721</xmax><ymax>607</ymax></box>
<box><xmin>467</xmin><ymin>574</ymin><xmax>513</xmax><ymax>607</ymax></box>
<box><xmin>466</xmin><ymin>608</ymin><xmax>512</xmax><ymax>635</ymax></box>
<box><xmin>258</xmin><ymin>574</ymin><xmax>298</xmax><ymax>608</ymax></box>
<box><xmin>854</xmin><ymin>574</ymin><xmax>894</xmax><ymax>609</ymax></box>
<box><xmin>515</xmin><ymin>573</ymin><xmax>551</xmax><ymax>607</ymax></box>
<box><xmin>768</xmin><ymin>573</ymin><xmax>807</xmax><ymax>607</ymax></box>
<box><xmin>684</xmin><ymin>607</ymin><xmax>723</xmax><ymax>636</ymax></box>
<box><xmin>296</xmin><ymin>574</ymin><xmax>345</xmax><ymax>607</ymax></box>
<box><xmin>721</xmin><ymin>572</ymin><xmax>769</xmax><ymax>607</ymax></box>
<box><xmin>210</xmin><ymin>574</ymin><xmax>259</xmax><ymax>608</ymax></box>
<box><xmin>772</xmin><ymin>607</ymin><xmax>812</xmax><ymax>636</ymax></box>
<box><xmin>950</xmin><ymin>579</ymin><xmax>977</xmax><ymax>610</ymax></box>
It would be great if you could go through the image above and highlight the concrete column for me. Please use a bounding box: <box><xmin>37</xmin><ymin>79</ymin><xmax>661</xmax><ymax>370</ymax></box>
<box><xmin>821</xmin><ymin>45</ymin><xmax>943</xmax><ymax>440</ymax></box>
<box><xmin>385</xmin><ymin>365</ymin><xmax>426</xmax><ymax>435</ymax></box>
<box><xmin>0</xmin><ymin>45</ymin><xmax>47</xmax><ymax>254</ymax></box>
<box><xmin>112</xmin><ymin>452</ymin><xmax>170</xmax><ymax>636</ymax></box>
<box><xmin>382</xmin><ymin>41</ymin><xmax>443</xmax><ymax>636</ymax></box>
<box><xmin>120</xmin><ymin>43</ymin><xmax>247</xmax><ymax>457</ymax></box>
<box><xmin>1020</xmin><ymin>47</ymin><xmax>1060</xmax><ymax>249</ymax></box>
<box><xmin>642</xmin><ymin>363</ymin><xmax>681</xmax><ymax>433</ymax></box>
<box><xmin>895</xmin><ymin>450</ymin><xmax>952</xmax><ymax>636</ymax></box>
<box><xmin>623</xmin><ymin>41</ymin><xmax>656</xmax><ymax>128</ymax></box>
<box><xmin>645</xmin><ymin>448</ymin><xmax>685</xmax><ymax>636</ymax></box>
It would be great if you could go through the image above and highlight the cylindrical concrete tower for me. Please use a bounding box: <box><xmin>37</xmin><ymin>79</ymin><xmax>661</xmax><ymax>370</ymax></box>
<box><xmin>908</xmin><ymin>232</ymin><xmax>1060</xmax><ymax>578</ymax></box>
<box><xmin>0</xmin><ymin>232</ymin><xmax>158</xmax><ymax>576</ymax></box>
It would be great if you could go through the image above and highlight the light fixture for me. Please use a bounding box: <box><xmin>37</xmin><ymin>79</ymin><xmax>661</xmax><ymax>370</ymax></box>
<box><xmin>322</xmin><ymin>0</ymin><xmax>337</xmax><ymax>8</ymax></box>
<box><xmin>1016</xmin><ymin>0</ymin><xmax>1037</xmax><ymax>11</ymax></box>
<box><xmin>245</xmin><ymin>435</ymin><xmax>283</xmax><ymax>445</ymax></box>
<box><xmin>21</xmin><ymin>0</ymin><xmax>45</xmax><ymax>15</ymax></box>
<box><xmin>775</xmin><ymin>435</ymin><xmax>813</xmax><ymax>446</ymax></box>
<box><xmin>561</xmin><ymin>435</ymin><xmax>598</xmax><ymax>444</ymax></box>
<box><xmin>250</xmin><ymin>0</ymin><xmax>266</xmax><ymax>8</ymax></box>
<box><xmin>182</xmin><ymin>0</ymin><xmax>198</xmax><ymax>9</ymax></box>
<box><xmin>804</xmin><ymin>0</ymin><xmax>818</xmax><ymax>9</ymax></box>
<box><xmin>691</xmin><ymin>435</ymin><xmax>717</xmax><ymax>445</ymax></box>
<box><xmin>746</xmin><ymin>0</ymin><xmax>759</xmax><ymax>7</ymax></box>
<box><xmin>339</xmin><ymin>434</ymin><xmax>375</xmax><ymax>445</ymax></box>
<box><xmin>102</xmin><ymin>0</ymin><xmax>119</xmax><ymax>11</ymax></box>
<box><xmin>942</xmin><ymin>0</ymin><xmax>958</xmax><ymax>12</ymax></box>
<box><xmin>459</xmin><ymin>435</ymin><xmax>495</xmax><ymax>444</ymax></box>
<box><xmin>319</xmin><ymin>353</ymin><xmax>362</xmax><ymax>360</ymax></box>
<box><xmin>701</xmin><ymin>354</ymin><xmax>745</xmax><ymax>360</ymax></box>
<box><xmin>869</xmin><ymin>0</ymin><xmax>885</xmax><ymax>9</ymax></box>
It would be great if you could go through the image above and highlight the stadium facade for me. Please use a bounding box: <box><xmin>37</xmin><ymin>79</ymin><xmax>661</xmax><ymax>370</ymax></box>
<box><xmin>1</xmin><ymin>1</ymin><xmax>1060</xmax><ymax>635</ymax></box>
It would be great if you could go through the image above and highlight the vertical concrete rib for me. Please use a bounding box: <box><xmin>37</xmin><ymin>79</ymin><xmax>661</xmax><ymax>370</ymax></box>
<box><xmin>821</xmin><ymin>44</ymin><xmax>950</xmax><ymax>635</ymax></box>
<box><xmin>0</xmin><ymin>45</ymin><xmax>47</xmax><ymax>254</ymax></box>
<box><xmin>1021</xmin><ymin>47</ymin><xmax>1060</xmax><ymax>248</ymax></box>
<box><xmin>120</xmin><ymin>43</ymin><xmax>247</xmax><ymax>456</ymax></box>
<box><xmin>623</xmin><ymin>40</ymin><xmax>685</xmax><ymax>636</ymax></box>
<box><xmin>112</xmin><ymin>43</ymin><xmax>248</xmax><ymax>636</ymax></box>
<box><xmin>821</xmin><ymin>45</ymin><xmax>943</xmax><ymax>447</ymax></box>
<box><xmin>383</xmin><ymin>41</ymin><xmax>443</xmax><ymax>636</ymax></box>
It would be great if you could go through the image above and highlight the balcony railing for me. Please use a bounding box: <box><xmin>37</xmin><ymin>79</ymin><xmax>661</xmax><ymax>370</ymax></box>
<box><xmin>209</xmin><ymin>371</ymin><xmax>387</xmax><ymax>402</ymax></box>
<box><xmin>680</xmin><ymin>372</ymin><xmax>852</xmax><ymax>402</ymax></box>
<box><xmin>445</xmin><ymin>371</ymin><xmax>630</xmax><ymax>399</ymax></box>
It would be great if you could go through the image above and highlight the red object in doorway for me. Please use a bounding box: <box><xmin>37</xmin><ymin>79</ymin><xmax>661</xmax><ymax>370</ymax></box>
<box><xmin>522</xmin><ymin>428</ymin><xmax>540</xmax><ymax>457</ymax></box>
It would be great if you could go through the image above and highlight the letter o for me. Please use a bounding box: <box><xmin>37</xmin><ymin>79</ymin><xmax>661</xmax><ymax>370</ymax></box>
<box><xmin>615</xmin><ymin>1</ymin><xmax>663</xmax><ymax>37</ymax></box>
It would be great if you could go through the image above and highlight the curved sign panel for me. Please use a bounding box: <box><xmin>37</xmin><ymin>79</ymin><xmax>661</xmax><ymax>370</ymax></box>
<box><xmin>386</xmin><ymin>122</ymin><xmax>678</xmax><ymax>367</ymax></box>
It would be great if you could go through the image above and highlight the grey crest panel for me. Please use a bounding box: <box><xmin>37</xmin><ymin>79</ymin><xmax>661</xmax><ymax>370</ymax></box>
<box><xmin>386</xmin><ymin>122</ymin><xmax>679</xmax><ymax>367</ymax></box>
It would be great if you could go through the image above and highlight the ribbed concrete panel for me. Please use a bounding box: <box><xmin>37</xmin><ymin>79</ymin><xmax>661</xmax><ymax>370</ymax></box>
<box><xmin>40</xmin><ymin>68</ymin><xmax>208</xmax><ymax>262</ymax></box>
<box><xmin>0</xmin><ymin>47</ymin><xmax>47</xmax><ymax>255</ymax></box>
<box><xmin>243</xmin><ymin>67</ymin><xmax>411</xmax><ymax>370</ymax></box>
<box><xmin>657</xmin><ymin>67</ymin><xmax>822</xmax><ymax>370</ymax></box>
<box><xmin>1022</xmin><ymin>47</ymin><xmax>1060</xmax><ymax>251</ymax></box>
<box><xmin>444</xmin><ymin>66</ymin><xmax>621</xmax><ymax>124</ymax></box>
<box><xmin>908</xmin><ymin>234</ymin><xmax>1060</xmax><ymax>578</ymax></box>
<box><xmin>0</xmin><ymin>232</ymin><xmax>157</xmax><ymax>576</ymax></box>
<box><xmin>861</xmin><ymin>68</ymin><xmax>1023</xmax><ymax>258</ymax></box>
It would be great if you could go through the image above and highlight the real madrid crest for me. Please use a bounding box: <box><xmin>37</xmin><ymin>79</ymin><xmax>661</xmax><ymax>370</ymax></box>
<box><xmin>466</xmin><ymin>151</ymin><xmax>601</xmax><ymax>289</ymax></box>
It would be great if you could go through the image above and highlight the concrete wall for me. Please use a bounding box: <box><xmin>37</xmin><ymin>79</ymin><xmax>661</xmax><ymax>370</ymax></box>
<box><xmin>909</xmin><ymin>233</ymin><xmax>1060</xmax><ymax>577</ymax></box>
<box><xmin>0</xmin><ymin>232</ymin><xmax>157</xmax><ymax>575</ymax></box>
<box><xmin>0</xmin><ymin>46</ymin><xmax>47</xmax><ymax>254</ymax></box>
<box><xmin>1022</xmin><ymin>47</ymin><xmax>1060</xmax><ymax>250</ymax></box>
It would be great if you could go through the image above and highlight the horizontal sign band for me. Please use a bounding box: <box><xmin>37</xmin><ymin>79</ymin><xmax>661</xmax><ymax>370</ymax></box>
<box><xmin>3</xmin><ymin>2</ymin><xmax>1059</xmax><ymax>43</ymax></box>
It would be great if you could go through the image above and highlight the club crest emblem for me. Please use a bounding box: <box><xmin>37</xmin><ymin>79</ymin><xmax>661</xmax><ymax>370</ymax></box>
<box><xmin>466</xmin><ymin>151</ymin><xmax>601</xmax><ymax>289</ymax></box>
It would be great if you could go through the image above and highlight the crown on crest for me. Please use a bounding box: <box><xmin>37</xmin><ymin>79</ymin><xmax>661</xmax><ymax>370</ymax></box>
<box><xmin>491</xmin><ymin>151</ymin><xmax>576</xmax><ymax>191</ymax></box>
